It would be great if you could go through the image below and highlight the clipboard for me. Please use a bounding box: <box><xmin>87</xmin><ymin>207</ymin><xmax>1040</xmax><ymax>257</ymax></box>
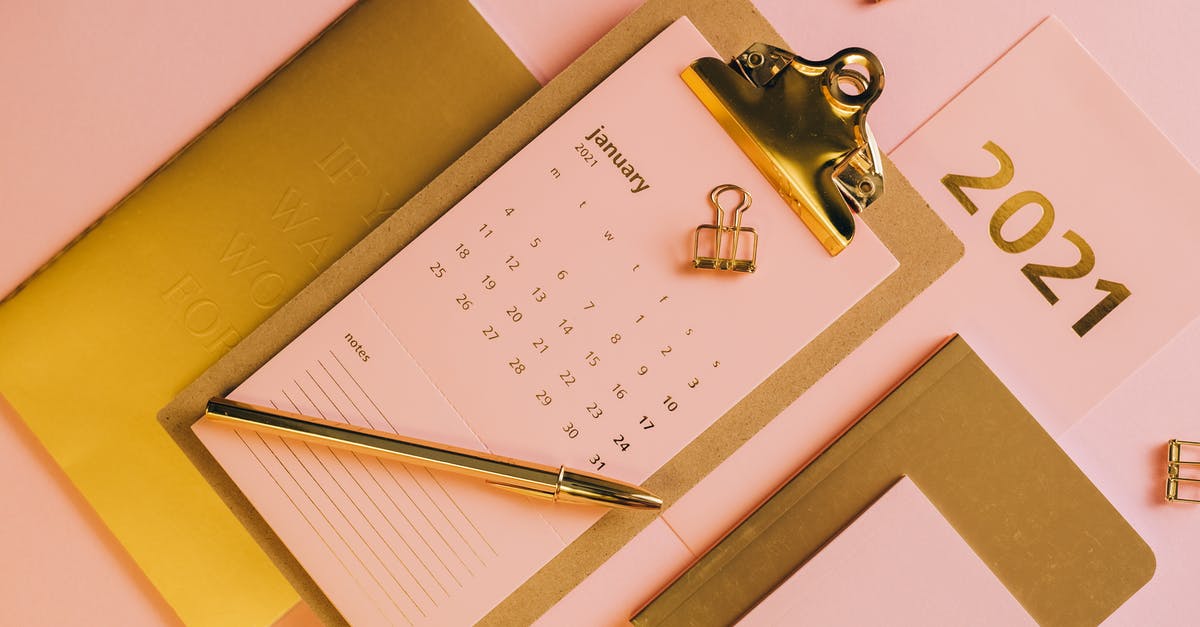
<box><xmin>158</xmin><ymin>0</ymin><xmax>964</xmax><ymax>623</ymax></box>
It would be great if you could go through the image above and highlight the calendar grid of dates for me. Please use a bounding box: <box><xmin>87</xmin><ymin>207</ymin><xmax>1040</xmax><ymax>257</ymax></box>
<box><xmin>418</xmin><ymin>184</ymin><xmax>725</xmax><ymax>482</ymax></box>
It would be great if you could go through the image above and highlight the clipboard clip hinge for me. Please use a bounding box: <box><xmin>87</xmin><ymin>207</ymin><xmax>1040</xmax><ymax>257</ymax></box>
<box><xmin>682</xmin><ymin>43</ymin><xmax>886</xmax><ymax>256</ymax></box>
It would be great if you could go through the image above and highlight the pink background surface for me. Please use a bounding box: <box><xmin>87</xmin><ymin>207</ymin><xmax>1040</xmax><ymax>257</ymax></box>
<box><xmin>3</xmin><ymin>0</ymin><xmax>1200</xmax><ymax>624</ymax></box>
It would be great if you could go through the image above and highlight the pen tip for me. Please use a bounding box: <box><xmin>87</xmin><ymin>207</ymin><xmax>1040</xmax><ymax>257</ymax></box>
<box><xmin>559</xmin><ymin>470</ymin><xmax>663</xmax><ymax>510</ymax></box>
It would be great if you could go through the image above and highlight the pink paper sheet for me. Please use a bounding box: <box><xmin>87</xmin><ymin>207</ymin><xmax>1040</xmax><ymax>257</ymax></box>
<box><xmin>535</xmin><ymin>519</ymin><xmax>693</xmax><ymax>627</ymax></box>
<box><xmin>194</xmin><ymin>18</ymin><xmax>895</xmax><ymax>625</ymax></box>
<box><xmin>738</xmin><ymin>478</ymin><xmax>1034</xmax><ymax>626</ymax></box>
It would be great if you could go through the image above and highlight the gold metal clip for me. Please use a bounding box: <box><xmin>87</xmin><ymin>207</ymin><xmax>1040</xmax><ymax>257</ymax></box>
<box><xmin>683</xmin><ymin>43</ymin><xmax>885</xmax><ymax>256</ymax></box>
<box><xmin>1167</xmin><ymin>439</ymin><xmax>1200</xmax><ymax>503</ymax></box>
<box><xmin>693</xmin><ymin>184</ymin><xmax>757</xmax><ymax>273</ymax></box>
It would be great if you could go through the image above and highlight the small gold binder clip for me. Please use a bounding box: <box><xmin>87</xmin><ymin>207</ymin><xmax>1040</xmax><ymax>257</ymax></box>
<box><xmin>683</xmin><ymin>43</ymin><xmax>885</xmax><ymax>256</ymax></box>
<box><xmin>693</xmin><ymin>184</ymin><xmax>757</xmax><ymax>273</ymax></box>
<box><xmin>1167</xmin><ymin>439</ymin><xmax>1200</xmax><ymax>503</ymax></box>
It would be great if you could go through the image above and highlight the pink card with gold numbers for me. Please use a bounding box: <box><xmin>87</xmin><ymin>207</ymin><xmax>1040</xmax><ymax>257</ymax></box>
<box><xmin>889</xmin><ymin>17</ymin><xmax>1200</xmax><ymax>433</ymax></box>
<box><xmin>193</xmin><ymin>17</ymin><xmax>895</xmax><ymax>626</ymax></box>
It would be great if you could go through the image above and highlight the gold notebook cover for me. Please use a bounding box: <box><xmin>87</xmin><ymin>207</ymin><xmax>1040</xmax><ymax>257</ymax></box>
<box><xmin>158</xmin><ymin>0</ymin><xmax>963</xmax><ymax>623</ymax></box>
<box><xmin>635</xmin><ymin>337</ymin><xmax>1155</xmax><ymax>626</ymax></box>
<box><xmin>0</xmin><ymin>2</ymin><xmax>538</xmax><ymax>624</ymax></box>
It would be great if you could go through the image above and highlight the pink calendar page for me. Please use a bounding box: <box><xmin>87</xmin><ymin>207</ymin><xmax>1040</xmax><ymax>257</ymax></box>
<box><xmin>194</xmin><ymin>18</ymin><xmax>896</xmax><ymax>625</ymax></box>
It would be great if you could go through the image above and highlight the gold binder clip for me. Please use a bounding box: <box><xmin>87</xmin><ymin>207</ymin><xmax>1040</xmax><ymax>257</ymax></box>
<box><xmin>693</xmin><ymin>184</ymin><xmax>757</xmax><ymax>273</ymax></box>
<box><xmin>1167</xmin><ymin>439</ymin><xmax>1200</xmax><ymax>503</ymax></box>
<box><xmin>683</xmin><ymin>43</ymin><xmax>885</xmax><ymax>256</ymax></box>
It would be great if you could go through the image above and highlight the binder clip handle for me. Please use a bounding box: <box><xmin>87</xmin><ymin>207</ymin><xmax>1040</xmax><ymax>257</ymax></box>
<box><xmin>825</xmin><ymin>48</ymin><xmax>885</xmax><ymax>109</ymax></box>
<box><xmin>709</xmin><ymin>183</ymin><xmax>751</xmax><ymax>220</ymax></box>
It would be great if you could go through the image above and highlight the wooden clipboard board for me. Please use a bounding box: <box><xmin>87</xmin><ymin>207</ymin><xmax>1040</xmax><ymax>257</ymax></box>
<box><xmin>158</xmin><ymin>0</ymin><xmax>963</xmax><ymax>623</ymax></box>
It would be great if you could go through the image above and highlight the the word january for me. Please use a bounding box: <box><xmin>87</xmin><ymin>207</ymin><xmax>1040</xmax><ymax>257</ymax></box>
<box><xmin>584</xmin><ymin>125</ymin><xmax>651</xmax><ymax>194</ymax></box>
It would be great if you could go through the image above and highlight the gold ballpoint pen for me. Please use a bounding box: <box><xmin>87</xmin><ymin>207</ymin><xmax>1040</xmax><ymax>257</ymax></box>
<box><xmin>205</xmin><ymin>397</ymin><xmax>662</xmax><ymax>511</ymax></box>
